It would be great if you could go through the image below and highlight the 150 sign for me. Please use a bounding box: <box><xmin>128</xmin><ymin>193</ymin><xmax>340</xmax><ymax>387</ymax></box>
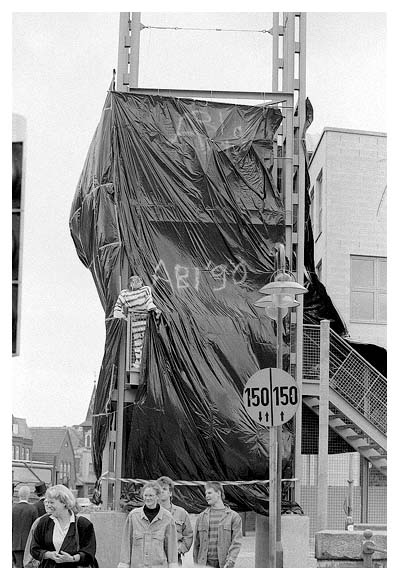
<box><xmin>243</xmin><ymin>368</ymin><xmax>300</xmax><ymax>428</ymax></box>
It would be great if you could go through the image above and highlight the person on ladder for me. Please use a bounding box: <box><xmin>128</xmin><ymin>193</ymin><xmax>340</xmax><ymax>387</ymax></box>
<box><xmin>113</xmin><ymin>275</ymin><xmax>160</xmax><ymax>370</ymax></box>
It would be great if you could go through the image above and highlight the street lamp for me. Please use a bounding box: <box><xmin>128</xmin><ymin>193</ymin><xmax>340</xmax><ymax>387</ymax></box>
<box><xmin>255</xmin><ymin>264</ymin><xmax>307</xmax><ymax>568</ymax></box>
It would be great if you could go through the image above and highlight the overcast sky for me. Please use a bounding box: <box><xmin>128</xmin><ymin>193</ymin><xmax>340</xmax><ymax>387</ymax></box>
<box><xmin>10</xmin><ymin>9</ymin><xmax>387</xmax><ymax>427</ymax></box>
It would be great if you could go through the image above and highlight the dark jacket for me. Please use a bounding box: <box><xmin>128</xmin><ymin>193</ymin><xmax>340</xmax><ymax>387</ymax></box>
<box><xmin>33</xmin><ymin>498</ymin><xmax>46</xmax><ymax>517</ymax></box>
<box><xmin>30</xmin><ymin>513</ymin><xmax>96</xmax><ymax>568</ymax></box>
<box><xmin>12</xmin><ymin>501</ymin><xmax>38</xmax><ymax>551</ymax></box>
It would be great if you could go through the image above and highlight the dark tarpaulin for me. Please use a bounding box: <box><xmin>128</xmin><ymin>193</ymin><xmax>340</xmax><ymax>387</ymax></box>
<box><xmin>70</xmin><ymin>91</ymin><xmax>298</xmax><ymax>515</ymax></box>
<box><xmin>70</xmin><ymin>91</ymin><xmax>347</xmax><ymax>514</ymax></box>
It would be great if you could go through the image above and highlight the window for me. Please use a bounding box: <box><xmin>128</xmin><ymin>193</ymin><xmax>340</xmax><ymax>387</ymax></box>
<box><xmin>12</xmin><ymin>445</ymin><xmax>15</xmax><ymax>459</ymax></box>
<box><xmin>12</xmin><ymin>423</ymin><xmax>19</xmax><ymax>435</ymax></box>
<box><xmin>316</xmin><ymin>171</ymin><xmax>323</xmax><ymax>236</ymax></box>
<box><xmin>309</xmin><ymin>186</ymin><xmax>314</xmax><ymax>228</ymax></box>
<box><xmin>15</xmin><ymin>446</ymin><xmax>20</xmax><ymax>460</ymax></box>
<box><xmin>351</xmin><ymin>256</ymin><xmax>386</xmax><ymax>323</ymax></box>
<box><xmin>25</xmin><ymin>448</ymin><xmax>30</xmax><ymax>460</ymax></box>
<box><xmin>85</xmin><ymin>434</ymin><xmax>91</xmax><ymax>448</ymax></box>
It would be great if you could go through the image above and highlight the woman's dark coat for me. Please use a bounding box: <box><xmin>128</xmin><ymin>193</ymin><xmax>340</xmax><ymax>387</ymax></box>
<box><xmin>30</xmin><ymin>513</ymin><xmax>97</xmax><ymax>568</ymax></box>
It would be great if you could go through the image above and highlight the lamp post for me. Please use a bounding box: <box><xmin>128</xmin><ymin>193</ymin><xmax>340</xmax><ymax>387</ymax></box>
<box><xmin>255</xmin><ymin>267</ymin><xmax>307</xmax><ymax>567</ymax></box>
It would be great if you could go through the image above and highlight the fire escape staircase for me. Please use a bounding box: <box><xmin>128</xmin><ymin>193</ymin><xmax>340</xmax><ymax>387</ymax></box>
<box><xmin>302</xmin><ymin>325</ymin><xmax>387</xmax><ymax>475</ymax></box>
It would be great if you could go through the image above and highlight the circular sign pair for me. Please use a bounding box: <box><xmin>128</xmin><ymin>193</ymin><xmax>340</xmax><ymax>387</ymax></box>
<box><xmin>243</xmin><ymin>368</ymin><xmax>300</xmax><ymax>428</ymax></box>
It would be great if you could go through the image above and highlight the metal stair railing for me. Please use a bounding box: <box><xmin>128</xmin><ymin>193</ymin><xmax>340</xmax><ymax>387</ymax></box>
<box><xmin>303</xmin><ymin>325</ymin><xmax>387</xmax><ymax>436</ymax></box>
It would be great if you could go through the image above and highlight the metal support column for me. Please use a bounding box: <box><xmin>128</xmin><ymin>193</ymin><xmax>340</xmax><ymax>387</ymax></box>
<box><xmin>317</xmin><ymin>320</ymin><xmax>330</xmax><ymax>530</ymax></box>
<box><xmin>273</xmin><ymin>11</ymin><xmax>307</xmax><ymax>505</ymax></box>
<box><xmin>117</xmin><ymin>12</ymin><xmax>142</xmax><ymax>91</ymax></box>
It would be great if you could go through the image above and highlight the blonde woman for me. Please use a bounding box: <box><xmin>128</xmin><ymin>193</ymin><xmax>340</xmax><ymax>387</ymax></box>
<box><xmin>30</xmin><ymin>485</ymin><xmax>97</xmax><ymax>568</ymax></box>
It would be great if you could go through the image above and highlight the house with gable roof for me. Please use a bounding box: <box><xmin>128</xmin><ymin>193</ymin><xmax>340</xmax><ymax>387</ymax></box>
<box><xmin>30</xmin><ymin>426</ymin><xmax>77</xmax><ymax>489</ymax></box>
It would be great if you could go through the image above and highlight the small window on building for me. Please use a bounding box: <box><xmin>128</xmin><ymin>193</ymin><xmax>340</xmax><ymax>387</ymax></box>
<box><xmin>85</xmin><ymin>434</ymin><xmax>91</xmax><ymax>448</ymax></box>
<box><xmin>351</xmin><ymin>256</ymin><xmax>386</xmax><ymax>323</ymax></box>
<box><xmin>15</xmin><ymin>446</ymin><xmax>20</xmax><ymax>460</ymax></box>
<box><xmin>12</xmin><ymin>445</ymin><xmax>15</xmax><ymax>459</ymax></box>
<box><xmin>309</xmin><ymin>186</ymin><xmax>315</xmax><ymax>229</ymax></box>
<box><xmin>316</xmin><ymin>171</ymin><xmax>323</xmax><ymax>236</ymax></box>
<box><xmin>25</xmin><ymin>448</ymin><xmax>30</xmax><ymax>460</ymax></box>
<box><xmin>12</xmin><ymin>423</ymin><xmax>19</xmax><ymax>435</ymax></box>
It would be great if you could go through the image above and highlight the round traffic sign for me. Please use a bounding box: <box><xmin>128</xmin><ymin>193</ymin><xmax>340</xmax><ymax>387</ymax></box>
<box><xmin>243</xmin><ymin>368</ymin><xmax>299</xmax><ymax>428</ymax></box>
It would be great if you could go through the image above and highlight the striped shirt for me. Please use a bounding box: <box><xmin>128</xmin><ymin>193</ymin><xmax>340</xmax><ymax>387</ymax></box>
<box><xmin>206</xmin><ymin>508</ymin><xmax>226</xmax><ymax>566</ymax></box>
<box><xmin>113</xmin><ymin>286</ymin><xmax>156</xmax><ymax>318</ymax></box>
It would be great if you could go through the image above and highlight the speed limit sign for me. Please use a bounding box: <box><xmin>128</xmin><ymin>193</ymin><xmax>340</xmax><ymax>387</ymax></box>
<box><xmin>243</xmin><ymin>368</ymin><xmax>300</xmax><ymax>428</ymax></box>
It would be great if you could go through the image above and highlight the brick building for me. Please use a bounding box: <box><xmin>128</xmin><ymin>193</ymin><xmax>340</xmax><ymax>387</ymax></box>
<box><xmin>30</xmin><ymin>427</ymin><xmax>77</xmax><ymax>490</ymax></box>
<box><xmin>12</xmin><ymin>415</ymin><xmax>33</xmax><ymax>461</ymax></box>
<box><xmin>71</xmin><ymin>382</ymin><xmax>96</xmax><ymax>498</ymax></box>
<box><xmin>308</xmin><ymin>127</ymin><xmax>387</xmax><ymax>348</ymax></box>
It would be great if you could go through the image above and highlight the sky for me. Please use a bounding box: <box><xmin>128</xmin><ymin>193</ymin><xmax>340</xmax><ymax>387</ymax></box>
<box><xmin>10</xmin><ymin>8</ymin><xmax>387</xmax><ymax>428</ymax></box>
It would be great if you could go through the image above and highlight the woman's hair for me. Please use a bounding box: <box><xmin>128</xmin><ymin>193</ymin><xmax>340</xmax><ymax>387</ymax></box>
<box><xmin>141</xmin><ymin>481</ymin><xmax>161</xmax><ymax>498</ymax></box>
<box><xmin>205</xmin><ymin>481</ymin><xmax>225</xmax><ymax>501</ymax></box>
<box><xmin>45</xmin><ymin>484</ymin><xmax>77</xmax><ymax>510</ymax></box>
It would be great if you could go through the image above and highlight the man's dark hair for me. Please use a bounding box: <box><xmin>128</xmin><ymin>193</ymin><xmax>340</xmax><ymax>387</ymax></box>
<box><xmin>205</xmin><ymin>481</ymin><xmax>225</xmax><ymax>501</ymax></box>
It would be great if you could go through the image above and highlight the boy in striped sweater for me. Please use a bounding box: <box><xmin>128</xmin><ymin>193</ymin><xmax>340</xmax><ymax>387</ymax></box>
<box><xmin>113</xmin><ymin>275</ymin><xmax>160</xmax><ymax>369</ymax></box>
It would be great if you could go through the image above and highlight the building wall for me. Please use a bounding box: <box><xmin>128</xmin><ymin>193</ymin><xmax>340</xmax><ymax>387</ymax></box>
<box><xmin>309</xmin><ymin>128</ymin><xmax>387</xmax><ymax>348</ymax></box>
<box><xmin>56</xmin><ymin>433</ymin><xmax>77</xmax><ymax>488</ymax></box>
<box><xmin>12</xmin><ymin>436</ymin><xmax>33</xmax><ymax>461</ymax></box>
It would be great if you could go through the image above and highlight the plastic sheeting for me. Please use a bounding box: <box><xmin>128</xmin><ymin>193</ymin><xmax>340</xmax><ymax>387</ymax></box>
<box><xmin>70</xmin><ymin>91</ymin><xmax>344</xmax><ymax>514</ymax></box>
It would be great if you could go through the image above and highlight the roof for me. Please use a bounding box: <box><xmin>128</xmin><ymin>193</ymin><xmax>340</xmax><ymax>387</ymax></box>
<box><xmin>12</xmin><ymin>416</ymin><xmax>32</xmax><ymax>440</ymax></box>
<box><xmin>308</xmin><ymin>126</ymin><xmax>387</xmax><ymax>166</ymax></box>
<box><xmin>80</xmin><ymin>380</ymin><xmax>96</xmax><ymax>428</ymax></box>
<box><xmin>30</xmin><ymin>427</ymin><xmax>76</xmax><ymax>463</ymax></box>
<box><xmin>69</xmin><ymin>426</ymin><xmax>83</xmax><ymax>449</ymax></box>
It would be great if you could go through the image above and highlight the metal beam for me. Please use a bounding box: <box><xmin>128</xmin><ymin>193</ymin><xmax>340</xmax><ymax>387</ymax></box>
<box><xmin>125</xmin><ymin>87</ymin><xmax>293</xmax><ymax>103</ymax></box>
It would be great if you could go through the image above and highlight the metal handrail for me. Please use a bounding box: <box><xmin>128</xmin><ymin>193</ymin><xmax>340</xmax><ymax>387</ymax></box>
<box><xmin>303</xmin><ymin>324</ymin><xmax>387</xmax><ymax>435</ymax></box>
<box><xmin>329</xmin><ymin>327</ymin><xmax>386</xmax><ymax>382</ymax></box>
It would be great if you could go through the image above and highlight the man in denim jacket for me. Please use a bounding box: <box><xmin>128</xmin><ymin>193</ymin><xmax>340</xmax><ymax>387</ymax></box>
<box><xmin>118</xmin><ymin>482</ymin><xmax>178</xmax><ymax>568</ymax></box>
<box><xmin>157</xmin><ymin>476</ymin><xmax>193</xmax><ymax>565</ymax></box>
<box><xmin>193</xmin><ymin>481</ymin><xmax>242</xmax><ymax>568</ymax></box>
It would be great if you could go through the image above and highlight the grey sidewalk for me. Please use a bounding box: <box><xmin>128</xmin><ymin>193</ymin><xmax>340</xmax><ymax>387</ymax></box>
<box><xmin>182</xmin><ymin>532</ymin><xmax>317</xmax><ymax>568</ymax></box>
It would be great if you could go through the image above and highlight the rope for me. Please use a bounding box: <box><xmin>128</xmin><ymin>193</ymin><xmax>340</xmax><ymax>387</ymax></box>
<box><xmin>142</xmin><ymin>24</ymin><xmax>272</xmax><ymax>35</ymax></box>
<box><xmin>99</xmin><ymin>472</ymin><xmax>297</xmax><ymax>486</ymax></box>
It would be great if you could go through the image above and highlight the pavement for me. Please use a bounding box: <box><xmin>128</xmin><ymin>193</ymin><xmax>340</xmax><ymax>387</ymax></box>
<box><xmin>181</xmin><ymin>532</ymin><xmax>317</xmax><ymax>568</ymax></box>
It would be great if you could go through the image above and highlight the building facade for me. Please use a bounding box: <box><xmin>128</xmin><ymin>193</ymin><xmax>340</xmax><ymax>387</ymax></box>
<box><xmin>71</xmin><ymin>381</ymin><xmax>96</xmax><ymax>498</ymax></box>
<box><xmin>308</xmin><ymin>127</ymin><xmax>387</xmax><ymax>348</ymax></box>
<box><xmin>12</xmin><ymin>415</ymin><xmax>33</xmax><ymax>461</ymax></box>
<box><xmin>30</xmin><ymin>427</ymin><xmax>77</xmax><ymax>490</ymax></box>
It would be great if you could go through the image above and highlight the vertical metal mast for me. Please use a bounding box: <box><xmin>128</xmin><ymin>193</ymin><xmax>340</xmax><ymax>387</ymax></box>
<box><xmin>117</xmin><ymin>12</ymin><xmax>142</xmax><ymax>91</ymax></box>
<box><xmin>272</xmin><ymin>12</ymin><xmax>307</xmax><ymax>504</ymax></box>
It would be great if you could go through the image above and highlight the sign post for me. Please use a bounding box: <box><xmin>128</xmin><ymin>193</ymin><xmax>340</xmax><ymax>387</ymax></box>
<box><xmin>244</xmin><ymin>366</ymin><xmax>300</xmax><ymax>567</ymax></box>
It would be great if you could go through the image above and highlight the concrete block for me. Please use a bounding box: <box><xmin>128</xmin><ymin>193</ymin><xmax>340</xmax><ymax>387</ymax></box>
<box><xmin>282</xmin><ymin>514</ymin><xmax>310</xmax><ymax>568</ymax></box>
<box><xmin>255</xmin><ymin>514</ymin><xmax>310</xmax><ymax>568</ymax></box>
<box><xmin>315</xmin><ymin>529</ymin><xmax>387</xmax><ymax>561</ymax></box>
<box><xmin>317</xmin><ymin>559</ymin><xmax>386</xmax><ymax>568</ymax></box>
<box><xmin>90</xmin><ymin>510</ymin><xmax>127</xmax><ymax>568</ymax></box>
